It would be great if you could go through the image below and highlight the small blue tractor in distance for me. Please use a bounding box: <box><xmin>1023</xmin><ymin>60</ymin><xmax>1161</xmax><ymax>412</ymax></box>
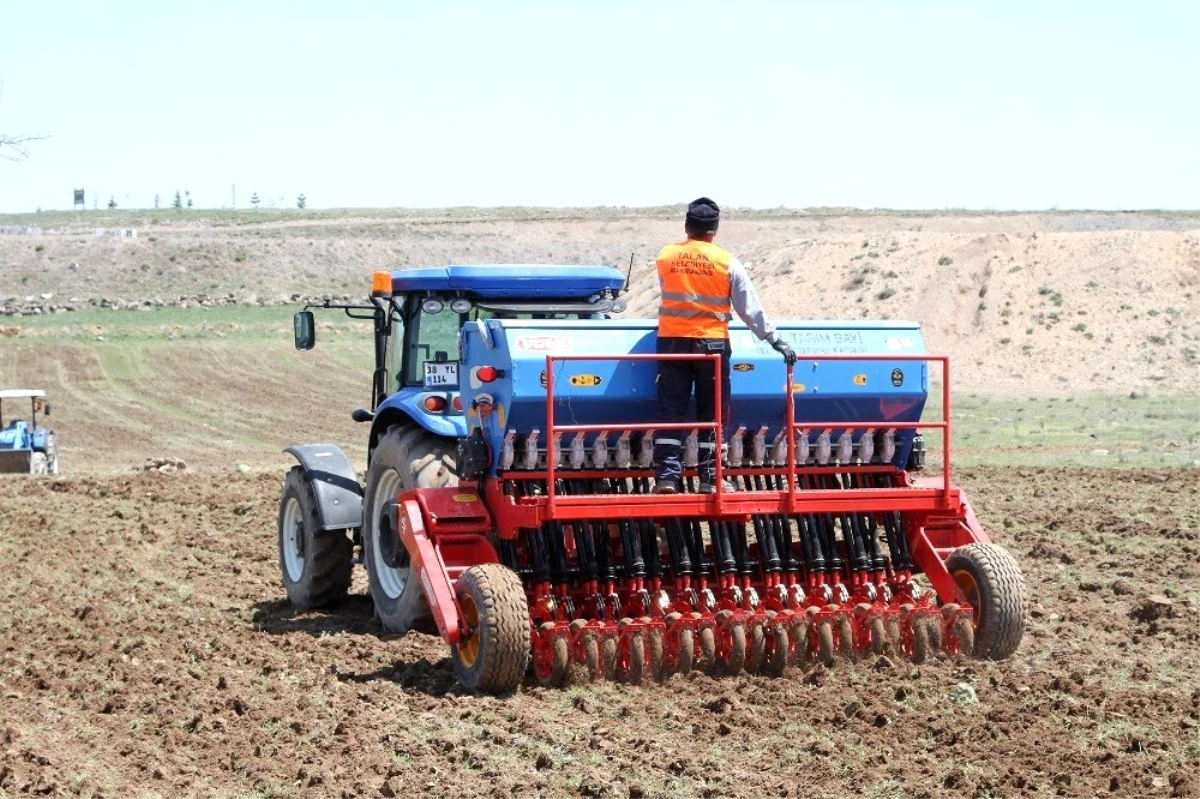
<box><xmin>279</xmin><ymin>264</ymin><xmax>628</xmax><ymax>628</ymax></box>
<box><xmin>0</xmin><ymin>389</ymin><xmax>60</xmax><ymax>475</ymax></box>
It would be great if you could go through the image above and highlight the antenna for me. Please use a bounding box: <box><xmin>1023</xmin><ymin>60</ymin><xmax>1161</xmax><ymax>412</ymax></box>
<box><xmin>623</xmin><ymin>252</ymin><xmax>634</xmax><ymax>292</ymax></box>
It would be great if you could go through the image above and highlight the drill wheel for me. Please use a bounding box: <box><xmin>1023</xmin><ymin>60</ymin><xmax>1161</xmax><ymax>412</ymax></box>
<box><xmin>699</xmin><ymin>626</ymin><xmax>717</xmax><ymax>671</ymax></box>
<box><xmin>884</xmin><ymin>615</ymin><xmax>902</xmax><ymax>657</ymax></box>
<box><xmin>449</xmin><ymin>564</ymin><xmax>530</xmax><ymax>695</ymax></box>
<box><xmin>816</xmin><ymin>621</ymin><xmax>836</xmax><ymax>667</ymax></box>
<box><xmin>926</xmin><ymin>616</ymin><xmax>944</xmax><ymax>658</ymax></box>
<box><xmin>868</xmin><ymin>617</ymin><xmax>887</xmax><ymax>657</ymax></box>
<box><xmin>910</xmin><ymin>619</ymin><xmax>931</xmax><ymax>664</ymax></box>
<box><xmin>533</xmin><ymin>623</ymin><xmax>569</xmax><ymax>688</ymax></box>
<box><xmin>762</xmin><ymin>622</ymin><xmax>788</xmax><ymax>678</ymax></box>
<box><xmin>946</xmin><ymin>542</ymin><xmax>1028</xmax><ymax>660</ymax></box>
<box><xmin>747</xmin><ymin>622</ymin><xmax>767</xmax><ymax>674</ymax></box>
<box><xmin>615</xmin><ymin>626</ymin><xmax>645</xmax><ymax>685</ymax></box>
<box><xmin>584</xmin><ymin>634</ymin><xmax>602</xmax><ymax>682</ymax></box>
<box><xmin>788</xmin><ymin>616</ymin><xmax>811</xmax><ymax>667</ymax></box>
<box><xmin>660</xmin><ymin>613</ymin><xmax>693</xmax><ymax>679</ymax></box>
<box><xmin>646</xmin><ymin>625</ymin><xmax>664</xmax><ymax>682</ymax></box>
<box><xmin>952</xmin><ymin>615</ymin><xmax>975</xmax><ymax>659</ymax></box>
<box><xmin>941</xmin><ymin>604</ymin><xmax>976</xmax><ymax>659</ymax></box>
<box><xmin>711</xmin><ymin>610</ymin><xmax>746</xmax><ymax>677</ymax></box>
<box><xmin>601</xmin><ymin>636</ymin><xmax>618</xmax><ymax>681</ymax></box>
<box><xmin>837</xmin><ymin>615</ymin><xmax>855</xmax><ymax>660</ymax></box>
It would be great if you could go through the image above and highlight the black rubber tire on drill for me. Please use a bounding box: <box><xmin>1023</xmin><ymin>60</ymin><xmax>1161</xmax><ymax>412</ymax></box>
<box><xmin>362</xmin><ymin>424</ymin><xmax>457</xmax><ymax>634</ymax></box>
<box><xmin>450</xmin><ymin>564</ymin><xmax>531</xmax><ymax>694</ymax></box>
<box><xmin>946</xmin><ymin>543</ymin><xmax>1027</xmax><ymax>660</ymax></box>
<box><xmin>278</xmin><ymin>466</ymin><xmax>353</xmax><ymax>608</ymax></box>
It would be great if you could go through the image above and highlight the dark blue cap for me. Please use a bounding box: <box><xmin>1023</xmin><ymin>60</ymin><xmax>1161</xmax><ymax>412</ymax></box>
<box><xmin>685</xmin><ymin>197</ymin><xmax>720</xmax><ymax>232</ymax></box>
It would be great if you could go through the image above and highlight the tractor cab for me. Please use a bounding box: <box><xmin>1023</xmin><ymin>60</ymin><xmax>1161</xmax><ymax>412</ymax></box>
<box><xmin>0</xmin><ymin>389</ymin><xmax>60</xmax><ymax>475</ymax></box>
<box><xmin>293</xmin><ymin>264</ymin><xmax>627</xmax><ymax>443</ymax></box>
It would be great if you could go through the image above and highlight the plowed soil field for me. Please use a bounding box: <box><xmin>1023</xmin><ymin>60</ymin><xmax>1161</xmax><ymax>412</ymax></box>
<box><xmin>1</xmin><ymin>467</ymin><xmax>1196</xmax><ymax>798</ymax></box>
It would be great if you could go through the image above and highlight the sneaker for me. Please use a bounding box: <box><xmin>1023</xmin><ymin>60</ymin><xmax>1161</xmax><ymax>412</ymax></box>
<box><xmin>699</xmin><ymin>479</ymin><xmax>739</xmax><ymax>494</ymax></box>
<box><xmin>653</xmin><ymin>479</ymin><xmax>679</xmax><ymax>495</ymax></box>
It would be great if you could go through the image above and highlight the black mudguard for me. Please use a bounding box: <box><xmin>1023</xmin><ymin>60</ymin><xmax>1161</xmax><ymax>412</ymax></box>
<box><xmin>283</xmin><ymin>444</ymin><xmax>364</xmax><ymax>531</ymax></box>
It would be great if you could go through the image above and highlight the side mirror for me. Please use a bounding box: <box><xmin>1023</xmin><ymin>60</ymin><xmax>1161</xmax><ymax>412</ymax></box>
<box><xmin>294</xmin><ymin>311</ymin><xmax>316</xmax><ymax>350</ymax></box>
<box><xmin>43</xmin><ymin>402</ymin><xmax>51</xmax><ymax>417</ymax></box>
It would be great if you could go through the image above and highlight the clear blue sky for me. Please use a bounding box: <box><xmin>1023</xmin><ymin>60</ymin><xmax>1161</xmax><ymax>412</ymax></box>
<box><xmin>1</xmin><ymin>0</ymin><xmax>1197</xmax><ymax>212</ymax></box>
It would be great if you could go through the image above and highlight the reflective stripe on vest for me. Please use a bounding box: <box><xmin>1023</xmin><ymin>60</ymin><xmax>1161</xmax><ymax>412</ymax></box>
<box><xmin>656</xmin><ymin>240</ymin><xmax>733</xmax><ymax>338</ymax></box>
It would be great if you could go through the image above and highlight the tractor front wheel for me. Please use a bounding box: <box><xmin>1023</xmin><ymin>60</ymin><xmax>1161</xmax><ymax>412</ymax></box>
<box><xmin>450</xmin><ymin>564</ymin><xmax>530</xmax><ymax>694</ymax></box>
<box><xmin>946</xmin><ymin>543</ymin><xmax>1027</xmax><ymax>660</ymax></box>
<box><xmin>278</xmin><ymin>466</ymin><xmax>353</xmax><ymax>608</ymax></box>
<box><xmin>363</xmin><ymin>424</ymin><xmax>457</xmax><ymax>634</ymax></box>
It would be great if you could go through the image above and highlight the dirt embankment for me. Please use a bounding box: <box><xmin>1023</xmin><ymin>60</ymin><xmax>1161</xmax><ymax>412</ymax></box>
<box><xmin>2</xmin><ymin>210</ymin><xmax>1198</xmax><ymax>396</ymax></box>
<box><xmin>0</xmin><ymin>467</ymin><xmax>1196</xmax><ymax>798</ymax></box>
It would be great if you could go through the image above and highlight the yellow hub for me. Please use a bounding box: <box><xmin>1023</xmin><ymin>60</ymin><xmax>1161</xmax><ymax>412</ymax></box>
<box><xmin>456</xmin><ymin>593</ymin><xmax>481</xmax><ymax>668</ymax></box>
<box><xmin>953</xmin><ymin>568</ymin><xmax>982</xmax><ymax>628</ymax></box>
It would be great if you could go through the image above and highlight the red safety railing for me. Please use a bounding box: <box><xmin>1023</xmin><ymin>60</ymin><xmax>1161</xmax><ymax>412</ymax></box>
<box><xmin>779</xmin><ymin>354</ymin><xmax>952</xmax><ymax>510</ymax></box>
<box><xmin>545</xmin><ymin>353</ymin><xmax>723</xmax><ymax>506</ymax></box>
<box><xmin>532</xmin><ymin>352</ymin><xmax>955</xmax><ymax>520</ymax></box>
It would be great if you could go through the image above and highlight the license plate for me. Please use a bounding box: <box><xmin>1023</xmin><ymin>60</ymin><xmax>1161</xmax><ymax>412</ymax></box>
<box><xmin>424</xmin><ymin>362</ymin><xmax>458</xmax><ymax>387</ymax></box>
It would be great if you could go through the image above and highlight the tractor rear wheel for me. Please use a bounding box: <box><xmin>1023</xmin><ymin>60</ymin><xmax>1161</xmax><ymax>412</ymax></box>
<box><xmin>450</xmin><ymin>564</ymin><xmax>530</xmax><ymax>694</ymax></box>
<box><xmin>946</xmin><ymin>543</ymin><xmax>1027</xmax><ymax>660</ymax></box>
<box><xmin>363</xmin><ymin>424</ymin><xmax>457</xmax><ymax>634</ymax></box>
<box><xmin>278</xmin><ymin>466</ymin><xmax>353</xmax><ymax>608</ymax></box>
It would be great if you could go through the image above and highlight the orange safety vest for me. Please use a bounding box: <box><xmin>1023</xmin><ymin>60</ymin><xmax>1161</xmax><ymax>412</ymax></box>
<box><xmin>656</xmin><ymin>239</ymin><xmax>733</xmax><ymax>338</ymax></box>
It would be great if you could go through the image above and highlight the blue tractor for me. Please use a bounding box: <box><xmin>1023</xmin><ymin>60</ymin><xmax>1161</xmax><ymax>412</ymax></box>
<box><xmin>279</xmin><ymin>264</ymin><xmax>628</xmax><ymax>631</ymax></box>
<box><xmin>0</xmin><ymin>389</ymin><xmax>60</xmax><ymax>475</ymax></box>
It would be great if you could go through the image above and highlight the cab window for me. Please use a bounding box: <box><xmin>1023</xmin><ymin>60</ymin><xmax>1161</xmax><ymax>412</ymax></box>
<box><xmin>405</xmin><ymin>302</ymin><xmax>461</xmax><ymax>385</ymax></box>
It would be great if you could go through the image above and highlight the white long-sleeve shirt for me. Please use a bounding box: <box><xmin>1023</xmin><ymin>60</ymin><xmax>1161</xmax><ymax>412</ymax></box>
<box><xmin>728</xmin><ymin>257</ymin><xmax>779</xmax><ymax>344</ymax></box>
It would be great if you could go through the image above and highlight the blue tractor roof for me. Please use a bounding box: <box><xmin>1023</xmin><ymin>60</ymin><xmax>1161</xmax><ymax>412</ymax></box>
<box><xmin>391</xmin><ymin>264</ymin><xmax>625</xmax><ymax>299</ymax></box>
